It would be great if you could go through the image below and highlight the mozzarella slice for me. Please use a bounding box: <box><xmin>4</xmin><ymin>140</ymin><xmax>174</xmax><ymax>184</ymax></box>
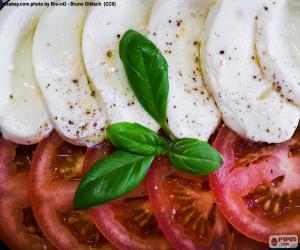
<box><xmin>0</xmin><ymin>2</ymin><xmax>52</xmax><ymax>145</ymax></box>
<box><xmin>201</xmin><ymin>0</ymin><xmax>299</xmax><ymax>143</ymax></box>
<box><xmin>82</xmin><ymin>0</ymin><xmax>159</xmax><ymax>131</ymax></box>
<box><xmin>289</xmin><ymin>0</ymin><xmax>300</xmax><ymax>64</ymax></box>
<box><xmin>147</xmin><ymin>0</ymin><xmax>220</xmax><ymax>141</ymax></box>
<box><xmin>33</xmin><ymin>1</ymin><xmax>108</xmax><ymax>147</ymax></box>
<box><xmin>256</xmin><ymin>0</ymin><xmax>300</xmax><ymax>107</ymax></box>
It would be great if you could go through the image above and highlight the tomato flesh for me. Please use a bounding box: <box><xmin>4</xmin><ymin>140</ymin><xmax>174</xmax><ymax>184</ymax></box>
<box><xmin>14</xmin><ymin>145</ymin><xmax>35</xmax><ymax>173</ymax></box>
<box><xmin>0</xmin><ymin>139</ymin><xmax>54</xmax><ymax>250</ymax></box>
<box><xmin>146</xmin><ymin>156</ymin><xmax>231</xmax><ymax>250</ymax></box>
<box><xmin>29</xmin><ymin>132</ymin><xmax>115</xmax><ymax>249</ymax></box>
<box><xmin>163</xmin><ymin>175</ymin><xmax>216</xmax><ymax>242</ymax></box>
<box><xmin>51</xmin><ymin>142</ymin><xmax>85</xmax><ymax>181</ymax></box>
<box><xmin>210</xmin><ymin>125</ymin><xmax>300</xmax><ymax>243</ymax></box>
<box><xmin>84</xmin><ymin>144</ymin><xmax>171</xmax><ymax>250</ymax></box>
<box><xmin>59</xmin><ymin>210</ymin><xmax>108</xmax><ymax>248</ymax></box>
<box><xmin>110</xmin><ymin>197</ymin><xmax>160</xmax><ymax>239</ymax></box>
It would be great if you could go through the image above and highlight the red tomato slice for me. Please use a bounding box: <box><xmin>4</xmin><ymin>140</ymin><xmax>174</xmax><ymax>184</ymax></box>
<box><xmin>0</xmin><ymin>138</ymin><xmax>54</xmax><ymax>250</ymax></box>
<box><xmin>230</xmin><ymin>228</ymin><xmax>268</xmax><ymax>250</ymax></box>
<box><xmin>29</xmin><ymin>132</ymin><xmax>115</xmax><ymax>249</ymax></box>
<box><xmin>210</xmin><ymin>125</ymin><xmax>300</xmax><ymax>243</ymax></box>
<box><xmin>146</xmin><ymin>156</ymin><xmax>232</xmax><ymax>250</ymax></box>
<box><xmin>84</xmin><ymin>144</ymin><xmax>171</xmax><ymax>250</ymax></box>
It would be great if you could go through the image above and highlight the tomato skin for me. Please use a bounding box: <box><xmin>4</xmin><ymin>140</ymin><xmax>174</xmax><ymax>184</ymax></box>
<box><xmin>84</xmin><ymin>145</ymin><xmax>171</xmax><ymax>250</ymax></box>
<box><xmin>29</xmin><ymin>132</ymin><xmax>115</xmax><ymax>250</ymax></box>
<box><xmin>146</xmin><ymin>156</ymin><xmax>231</xmax><ymax>250</ymax></box>
<box><xmin>0</xmin><ymin>138</ymin><xmax>54</xmax><ymax>250</ymax></box>
<box><xmin>210</xmin><ymin>125</ymin><xmax>300</xmax><ymax>243</ymax></box>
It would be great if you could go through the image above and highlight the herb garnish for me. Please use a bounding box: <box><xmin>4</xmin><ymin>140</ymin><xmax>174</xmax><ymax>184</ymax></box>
<box><xmin>119</xmin><ymin>30</ymin><xmax>170</xmax><ymax>135</ymax></box>
<box><xmin>73</xmin><ymin>30</ymin><xmax>223</xmax><ymax>210</ymax></box>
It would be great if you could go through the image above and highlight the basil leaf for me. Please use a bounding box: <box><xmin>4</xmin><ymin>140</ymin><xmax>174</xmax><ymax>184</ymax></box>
<box><xmin>119</xmin><ymin>29</ymin><xmax>170</xmax><ymax>135</ymax></box>
<box><xmin>107</xmin><ymin>122</ymin><xmax>166</xmax><ymax>156</ymax></box>
<box><xmin>73</xmin><ymin>151</ymin><xmax>154</xmax><ymax>210</ymax></box>
<box><xmin>167</xmin><ymin>138</ymin><xmax>223</xmax><ymax>175</ymax></box>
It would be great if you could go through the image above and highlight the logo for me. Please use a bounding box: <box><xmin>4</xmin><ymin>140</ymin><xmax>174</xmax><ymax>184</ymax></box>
<box><xmin>269</xmin><ymin>235</ymin><xmax>299</xmax><ymax>248</ymax></box>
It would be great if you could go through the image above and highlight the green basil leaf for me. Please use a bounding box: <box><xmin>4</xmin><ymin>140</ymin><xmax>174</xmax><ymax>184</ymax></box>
<box><xmin>167</xmin><ymin>138</ymin><xmax>223</xmax><ymax>175</ymax></box>
<box><xmin>107</xmin><ymin>122</ymin><xmax>166</xmax><ymax>156</ymax></box>
<box><xmin>119</xmin><ymin>29</ymin><xmax>170</xmax><ymax>135</ymax></box>
<box><xmin>73</xmin><ymin>151</ymin><xmax>154</xmax><ymax>210</ymax></box>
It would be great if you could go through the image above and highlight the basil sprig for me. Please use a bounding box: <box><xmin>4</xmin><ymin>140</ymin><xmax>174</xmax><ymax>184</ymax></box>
<box><xmin>119</xmin><ymin>29</ymin><xmax>170</xmax><ymax>135</ymax></box>
<box><xmin>73</xmin><ymin>30</ymin><xmax>223</xmax><ymax>210</ymax></box>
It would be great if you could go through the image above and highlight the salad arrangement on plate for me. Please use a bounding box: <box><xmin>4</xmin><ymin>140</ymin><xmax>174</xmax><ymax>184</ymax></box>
<box><xmin>0</xmin><ymin>0</ymin><xmax>299</xmax><ymax>249</ymax></box>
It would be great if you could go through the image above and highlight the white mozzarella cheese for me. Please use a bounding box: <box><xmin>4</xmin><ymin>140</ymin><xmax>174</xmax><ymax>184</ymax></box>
<box><xmin>147</xmin><ymin>0</ymin><xmax>220</xmax><ymax>141</ymax></box>
<box><xmin>289</xmin><ymin>0</ymin><xmax>300</xmax><ymax>64</ymax></box>
<box><xmin>82</xmin><ymin>0</ymin><xmax>159</xmax><ymax>131</ymax></box>
<box><xmin>0</xmin><ymin>2</ymin><xmax>52</xmax><ymax>145</ymax></box>
<box><xmin>256</xmin><ymin>0</ymin><xmax>300</xmax><ymax>107</ymax></box>
<box><xmin>201</xmin><ymin>0</ymin><xmax>299</xmax><ymax>143</ymax></box>
<box><xmin>33</xmin><ymin>1</ymin><xmax>108</xmax><ymax>147</ymax></box>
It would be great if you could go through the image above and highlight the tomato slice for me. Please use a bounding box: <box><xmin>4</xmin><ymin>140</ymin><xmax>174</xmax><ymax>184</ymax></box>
<box><xmin>84</xmin><ymin>144</ymin><xmax>171</xmax><ymax>250</ymax></box>
<box><xmin>29</xmin><ymin>132</ymin><xmax>115</xmax><ymax>249</ymax></box>
<box><xmin>230</xmin><ymin>227</ymin><xmax>268</xmax><ymax>250</ymax></box>
<box><xmin>0</xmin><ymin>138</ymin><xmax>54</xmax><ymax>250</ymax></box>
<box><xmin>210</xmin><ymin>125</ymin><xmax>300</xmax><ymax>243</ymax></box>
<box><xmin>146</xmin><ymin>156</ymin><xmax>232</xmax><ymax>250</ymax></box>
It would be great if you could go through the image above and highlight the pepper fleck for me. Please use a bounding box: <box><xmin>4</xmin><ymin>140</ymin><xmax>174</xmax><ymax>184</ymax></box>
<box><xmin>176</xmin><ymin>20</ymin><xmax>183</xmax><ymax>27</ymax></box>
<box><xmin>106</xmin><ymin>50</ymin><xmax>112</xmax><ymax>57</ymax></box>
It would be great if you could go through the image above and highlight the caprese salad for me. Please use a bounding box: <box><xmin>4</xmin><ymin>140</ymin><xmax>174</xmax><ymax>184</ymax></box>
<box><xmin>0</xmin><ymin>0</ymin><xmax>299</xmax><ymax>249</ymax></box>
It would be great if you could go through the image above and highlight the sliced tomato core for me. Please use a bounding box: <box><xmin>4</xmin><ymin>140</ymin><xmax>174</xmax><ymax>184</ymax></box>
<box><xmin>110</xmin><ymin>197</ymin><xmax>161</xmax><ymax>239</ymax></box>
<box><xmin>244</xmin><ymin>176</ymin><xmax>300</xmax><ymax>220</ymax></box>
<box><xmin>59</xmin><ymin>210</ymin><xmax>108</xmax><ymax>247</ymax></box>
<box><xmin>162</xmin><ymin>175</ymin><xmax>216</xmax><ymax>245</ymax></box>
<box><xmin>51</xmin><ymin>142</ymin><xmax>85</xmax><ymax>181</ymax></box>
<box><xmin>14</xmin><ymin>145</ymin><xmax>36</xmax><ymax>173</ymax></box>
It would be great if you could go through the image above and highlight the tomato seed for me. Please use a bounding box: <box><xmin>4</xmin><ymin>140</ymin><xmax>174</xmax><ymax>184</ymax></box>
<box><xmin>263</xmin><ymin>200</ymin><xmax>271</xmax><ymax>210</ymax></box>
<box><xmin>27</xmin><ymin>226</ymin><xmax>37</xmax><ymax>234</ymax></box>
<box><xmin>255</xmin><ymin>185</ymin><xmax>268</xmax><ymax>193</ymax></box>
<box><xmin>273</xmin><ymin>203</ymin><xmax>280</xmax><ymax>214</ymax></box>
